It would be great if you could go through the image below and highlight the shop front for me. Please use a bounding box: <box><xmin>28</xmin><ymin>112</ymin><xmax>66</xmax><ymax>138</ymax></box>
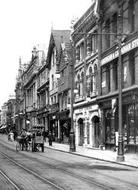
<box><xmin>99</xmin><ymin>91</ymin><xmax>138</xmax><ymax>153</ymax></box>
<box><xmin>37</xmin><ymin>107</ymin><xmax>49</xmax><ymax>131</ymax></box>
<box><xmin>58</xmin><ymin>110</ymin><xmax>71</xmax><ymax>144</ymax></box>
<box><xmin>48</xmin><ymin>113</ymin><xmax>58</xmax><ymax>142</ymax></box>
<box><xmin>74</xmin><ymin>104</ymin><xmax>100</xmax><ymax>148</ymax></box>
<box><xmin>122</xmin><ymin>92</ymin><xmax>138</xmax><ymax>153</ymax></box>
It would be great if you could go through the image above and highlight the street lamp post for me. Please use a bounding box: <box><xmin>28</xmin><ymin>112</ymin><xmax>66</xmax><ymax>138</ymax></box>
<box><xmin>116</xmin><ymin>10</ymin><xmax>125</xmax><ymax>162</ymax></box>
<box><xmin>24</xmin><ymin>90</ymin><xmax>27</xmax><ymax>130</ymax></box>
<box><xmin>69</xmin><ymin>42</ymin><xmax>76</xmax><ymax>152</ymax></box>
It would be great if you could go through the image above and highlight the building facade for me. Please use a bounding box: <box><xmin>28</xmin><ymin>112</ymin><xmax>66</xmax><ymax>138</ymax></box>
<box><xmin>57</xmin><ymin>35</ymin><xmax>72</xmax><ymax>143</ymax></box>
<box><xmin>12</xmin><ymin>0</ymin><xmax>138</xmax><ymax>154</ymax></box>
<box><xmin>37</xmin><ymin>56</ymin><xmax>49</xmax><ymax>131</ymax></box>
<box><xmin>71</xmin><ymin>4</ymin><xmax>100</xmax><ymax>148</ymax></box>
<box><xmin>97</xmin><ymin>0</ymin><xmax>138</xmax><ymax>153</ymax></box>
<box><xmin>46</xmin><ymin>30</ymin><xmax>71</xmax><ymax>142</ymax></box>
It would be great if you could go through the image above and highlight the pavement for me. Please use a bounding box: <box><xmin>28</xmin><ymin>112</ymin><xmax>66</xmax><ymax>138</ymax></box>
<box><xmin>44</xmin><ymin>140</ymin><xmax>138</xmax><ymax>168</ymax></box>
<box><xmin>1</xmin><ymin>134</ymin><xmax>138</xmax><ymax>168</ymax></box>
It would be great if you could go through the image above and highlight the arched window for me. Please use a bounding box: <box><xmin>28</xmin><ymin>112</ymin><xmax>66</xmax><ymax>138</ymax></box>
<box><xmin>89</xmin><ymin>67</ymin><xmax>93</xmax><ymax>94</ymax></box>
<box><xmin>52</xmin><ymin>75</ymin><xmax>54</xmax><ymax>89</ymax></box>
<box><xmin>81</xmin><ymin>72</ymin><xmax>84</xmax><ymax>96</ymax></box>
<box><xmin>77</xmin><ymin>74</ymin><xmax>80</xmax><ymax>96</ymax></box>
<box><xmin>94</xmin><ymin>64</ymin><xmax>98</xmax><ymax>92</ymax></box>
<box><xmin>87</xmin><ymin>67</ymin><xmax>93</xmax><ymax>97</ymax></box>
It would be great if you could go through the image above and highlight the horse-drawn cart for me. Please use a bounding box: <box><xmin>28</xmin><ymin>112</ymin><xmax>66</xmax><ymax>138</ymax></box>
<box><xmin>31</xmin><ymin>125</ymin><xmax>45</xmax><ymax>152</ymax></box>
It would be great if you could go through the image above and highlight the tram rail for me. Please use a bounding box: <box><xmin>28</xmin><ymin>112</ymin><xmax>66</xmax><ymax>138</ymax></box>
<box><xmin>0</xmin><ymin>137</ymin><xmax>138</xmax><ymax>190</ymax></box>
<box><xmin>0</xmin><ymin>169</ymin><xmax>21</xmax><ymax>190</ymax></box>
<box><xmin>0</xmin><ymin>144</ymin><xmax>112</xmax><ymax>190</ymax></box>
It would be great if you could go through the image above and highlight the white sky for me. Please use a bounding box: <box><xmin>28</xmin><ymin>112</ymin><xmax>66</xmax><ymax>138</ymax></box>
<box><xmin>0</xmin><ymin>0</ymin><xmax>92</xmax><ymax>108</ymax></box>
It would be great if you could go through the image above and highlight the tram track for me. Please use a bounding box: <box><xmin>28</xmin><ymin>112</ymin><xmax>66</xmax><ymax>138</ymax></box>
<box><xmin>36</xmin><ymin>149</ymin><xmax>138</xmax><ymax>189</ymax></box>
<box><xmin>0</xmin><ymin>150</ymin><xmax>65</xmax><ymax>190</ymax></box>
<box><xmin>0</xmin><ymin>139</ymin><xmax>138</xmax><ymax>190</ymax></box>
<box><xmin>0</xmin><ymin>169</ymin><xmax>21</xmax><ymax>190</ymax></box>
<box><xmin>0</xmin><ymin>144</ymin><xmax>114</xmax><ymax>190</ymax></box>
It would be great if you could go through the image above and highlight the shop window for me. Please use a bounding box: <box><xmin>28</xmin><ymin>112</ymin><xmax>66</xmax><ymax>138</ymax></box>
<box><xmin>106</xmin><ymin>65</ymin><xmax>110</xmax><ymax>93</ymax></box>
<box><xmin>101</xmin><ymin>67</ymin><xmax>106</xmax><ymax>95</ymax></box>
<box><xmin>105</xmin><ymin>110</ymin><xmax>115</xmax><ymax>144</ymax></box>
<box><xmin>128</xmin><ymin>105</ymin><xmax>135</xmax><ymax>144</ymax></box>
<box><xmin>127</xmin><ymin>102</ymin><xmax>138</xmax><ymax>145</ymax></box>
<box><xmin>123</xmin><ymin>65</ymin><xmax>127</xmax><ymax>83</ymax></box>
<box><xmin>113</xmin><ymin>60</ymin><xmax>118</xmax><ymax>90</ymax></box>
<box><xmin>129</xmin><ymin>51</ymin><xmax>135</xmax><ymax>85</ymax></box>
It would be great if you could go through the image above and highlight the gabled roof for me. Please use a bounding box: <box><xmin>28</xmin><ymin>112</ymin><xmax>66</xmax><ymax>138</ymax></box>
<box><xmin>46</xmin><ymin>30</ymin><xmax>71</xmax><ymax>67</ymax></box>
<box><xmin>52</xmin><ymin>30</ymin><xmax>71</xmax><ymax>50</ymax></box>
<box><xmin>57</xmin><ymin>40</ymin><xmax>72</xmax><ymax>72</ymax></box>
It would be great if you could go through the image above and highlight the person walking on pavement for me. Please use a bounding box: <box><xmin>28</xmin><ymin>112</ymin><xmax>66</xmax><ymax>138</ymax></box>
<box><xmin>48</xmin><ymin>131</ymin><xmax>52</xmax><ymax>146</ymax></box>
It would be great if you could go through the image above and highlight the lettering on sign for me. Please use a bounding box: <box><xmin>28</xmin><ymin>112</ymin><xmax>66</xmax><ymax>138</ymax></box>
<box><xmin>101</xmin><ymin>38</ymin><xmax>138</xmax><ymax>65</ymax></box>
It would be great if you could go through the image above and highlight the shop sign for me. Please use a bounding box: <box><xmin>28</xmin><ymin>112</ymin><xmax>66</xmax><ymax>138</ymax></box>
<box><xmin>101</xmin><ymin>38</ymin><xmax>138</xmax><ymax>65</ymax></box>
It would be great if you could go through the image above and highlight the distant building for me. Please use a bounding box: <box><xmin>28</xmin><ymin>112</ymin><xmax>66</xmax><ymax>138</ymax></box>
<box><xmin>1</xmin><ymin>103</ymin><xmax>8</xmax><ymax>126</ymax></box>
<box><xmin>6</xmin><ymin>98</ymin><xmax>15</xmax><ymax>130</ymax></box>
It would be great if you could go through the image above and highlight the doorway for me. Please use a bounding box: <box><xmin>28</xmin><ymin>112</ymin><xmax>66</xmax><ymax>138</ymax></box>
<box><xmin>78</xmin><ymin>118</ymin><xmax>84</xmax><ymax>146</ymax></box>
<box><xmin>92</xmin><ymin>116</ymin><xmax>100</xmax><ymax>148</ymax></box>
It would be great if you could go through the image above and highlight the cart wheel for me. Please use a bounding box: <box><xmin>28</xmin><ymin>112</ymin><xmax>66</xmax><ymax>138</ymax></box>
<box><xmin>42</xmin><ymin>144</ymin><xmax>44</xmax><ymax>152</ymax></box>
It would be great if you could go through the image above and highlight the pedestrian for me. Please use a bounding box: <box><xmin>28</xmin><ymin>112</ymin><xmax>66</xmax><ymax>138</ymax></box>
<box><xmin>13</xmin><ymin>130</ymin><xmax>18</xmax><ymax>141</ymax></box>
<box><xmin>48</xmin><ymin>131</ymin><xmax>52</xmax><ymax>146</ymax></box>
<box><xmin>42</xmin><ymin>129</ymin><xmax>48</xmax><ymax>142</ymax></box>
<box><xmin>20</xmin><ymin>129</ymin><xmax>27</xmax><ymax>150</ymax></box>
<box><xmin>9</xmin><ymin>130</ymin><xmax>14</xmax><ymax>141</ymax></box>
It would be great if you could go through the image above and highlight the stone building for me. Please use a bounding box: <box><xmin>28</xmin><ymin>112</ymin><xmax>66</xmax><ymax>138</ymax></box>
<box><xmin>56</xmin><ymin>34</ymin><xmax>72</xmax><ymax>143</ymax></box>
<box><xmin>46</xmin><ymin>30</ymin><xmax>71</xmax><ymax>142</ymax></box>
<box><xmin>71</xmin><ymin>3</ymin><xmax>100</xmax><ymax>148</ymax></box>
<box><xmin>1</xmin><ymin>103</ymin><xmax>8</xmax><ymax>127</ymax></box>
<box><xmin>97</xmin><ymin>0</ymin><xmax>138</xmax><ymax>153</ymax></box>
<box><xmin>6</xmin><ymin>98</ymin><xmax>15</xmax><ymax>131</ymax></box>
<box><xmin>37</xmin><ymin>52</ymin><xmax>49</xmax><ymax>130</ymax></box>
<box><xmin>15</xmin><ymin>57</ymin><xmax>27</xmax><ymax>132</ymax></box>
